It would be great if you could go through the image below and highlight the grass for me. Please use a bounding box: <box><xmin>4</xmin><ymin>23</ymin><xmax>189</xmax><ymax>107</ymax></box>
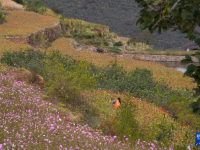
<box><xmin>0</xmin><ymin>0</ymin><xmax>24</xmax><ymax>10</ymax></box>
<box><xmin>67</xmin><ymin>18</ymin><xmax>109</xmax><ymax>30</ymax></box>
<box><xmin>47</xmin><ymin>37</ymin><xmax>195</xmax><ymax>89</ymax></box>
<box><xmin>0</xmin><ymin>38</ymin><xmax>30</xmax><ymax>56</ymax></box>
<box><xmin>0</xmin><ymin>10</ymin><xmax>58</xmax><ymax>37</ymax></box>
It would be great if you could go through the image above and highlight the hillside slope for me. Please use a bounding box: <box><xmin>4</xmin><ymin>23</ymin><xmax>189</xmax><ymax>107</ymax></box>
<box><xmin>44</xmin><ymin>0</ymin><xmax>195</xmax><ymax>50</ymax></box>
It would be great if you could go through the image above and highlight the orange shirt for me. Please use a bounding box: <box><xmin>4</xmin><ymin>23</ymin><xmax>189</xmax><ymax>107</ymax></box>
<box><xmin>112</xmin><ymin>100</ymin><xmax>120</xmax><ymax>109</ymax></box>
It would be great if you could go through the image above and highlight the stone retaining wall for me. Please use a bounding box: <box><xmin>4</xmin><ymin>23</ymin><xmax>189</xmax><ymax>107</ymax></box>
<box><xmin>106</xmin><ymin>53</ymin><xmax>199</xmax><ymax>62</ymax></box>
<box><xmin>130</xmin><ymin>54</ymin><xmax>199</xmax><ymax>62</ymax></box>
<box><xmin>1</xmin><ymin>22</ymin><xmax>62</xmax><ymax>48</ymax></box>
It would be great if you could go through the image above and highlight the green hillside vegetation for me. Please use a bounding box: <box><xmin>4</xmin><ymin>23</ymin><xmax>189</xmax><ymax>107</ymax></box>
<box><xmin>0</xmin><ymin>1</ymin><xmax>199</xmax><ymax>150</ymax></box>
<box><xmin>44</xmin><ymin>0</ymin><xmax>196</xmax><ymax>50</ymax></box>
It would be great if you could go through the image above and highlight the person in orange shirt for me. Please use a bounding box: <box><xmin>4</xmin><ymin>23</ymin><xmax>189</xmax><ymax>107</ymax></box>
<box><xmin>112</xmin><ymin>98</ymin><xmax>121</xmax><ymax>109</ymax></box>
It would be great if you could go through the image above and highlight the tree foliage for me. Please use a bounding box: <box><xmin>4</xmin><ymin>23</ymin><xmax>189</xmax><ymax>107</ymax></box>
<box><xmin>0</xmin><ymin>4</ymin><xmax>6</xmax><ymax>25</ymax></box>
<box><xmin>135</xmin><ymin>0</ymin><xmax>200</xmax><ymax>114</ymax></box>
<box><xmin>25</xmin><ymin>0</ymin><xmax>47</xmax><ymax>14</ymax></box>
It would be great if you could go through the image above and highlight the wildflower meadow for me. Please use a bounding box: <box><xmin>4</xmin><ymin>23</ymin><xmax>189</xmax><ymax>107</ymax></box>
<box><xmin>0</xmin><ymin>7</ymin><xmax>198</xmax><ymax>150</ymax></box>
<box><xmin>0</xmin><ymin>71</ymin><xmax>180</xmax><ymax>150</ymax></box>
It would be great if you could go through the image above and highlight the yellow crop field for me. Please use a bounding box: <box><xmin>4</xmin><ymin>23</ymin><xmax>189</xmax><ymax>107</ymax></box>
<box><xmin>48</xmin><ymin>37</ymin><xmax>195</xmax><ymax>89</ymax></box>
<box><xmin>0</xmin><ymin>38</ymin><xmax>29</xmax><ymax>56</ymax></box>
<box><xmin>0</xmin><ymin>11</ymin><xmax>59</xmax><ymax>37</ymax></box>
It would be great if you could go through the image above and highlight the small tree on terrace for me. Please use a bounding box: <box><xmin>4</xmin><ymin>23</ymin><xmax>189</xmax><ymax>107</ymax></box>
<box><xmin>135</xmin><ymin>0</ymin><xmax>200</xmax><ymax>114</ymax></box>
<box><xmin>0</xmin><ymin>3</ymin><xmax>6</xmax><ymax>25</ymax></box>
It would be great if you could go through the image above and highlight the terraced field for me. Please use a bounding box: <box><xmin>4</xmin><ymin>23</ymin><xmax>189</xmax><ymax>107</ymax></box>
<box><xmin>0</xmin><ymin>11</ymin><xmax>58</xmax><ymax>37</ymax></box>
<box><xmin>0</xmin><ymin>38</ymin><xmax>29</xmax><ymax>56</ymax></box>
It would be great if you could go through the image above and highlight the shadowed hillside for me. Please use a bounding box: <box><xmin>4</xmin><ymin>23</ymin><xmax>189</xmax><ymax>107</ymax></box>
<box><xmin>44</xmin><ymin>0</ymin><xmax>195</xmax><ymax>50</ymax></box>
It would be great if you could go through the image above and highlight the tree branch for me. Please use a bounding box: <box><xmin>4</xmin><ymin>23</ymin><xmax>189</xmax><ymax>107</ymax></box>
<box><xmin>145</xmin><ymin>2</ymin><xmax>159</xmax><ymax>12</ymax></box>
<box><xmin>152</xmin><ymin>0</ymin><xmax>181</xmax><ymax>28</ymax></box>
<box><xmin>169</xmin><ymin>0</ymin><xmax>181</xmax><ymax>13</ymax></box>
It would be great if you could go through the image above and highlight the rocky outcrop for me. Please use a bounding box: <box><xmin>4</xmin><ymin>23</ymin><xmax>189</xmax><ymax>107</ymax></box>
<box><xmin>1</xmin><ymin>22</ymin><xmax>62</xmax><ymax>48</ymax></box>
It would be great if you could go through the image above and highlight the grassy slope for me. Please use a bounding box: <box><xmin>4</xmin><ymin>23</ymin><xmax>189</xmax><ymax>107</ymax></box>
<box><xmin>0</xmin><ymin>11</ymin><xmax>58</xmax><ymax>36</ymax></box>
<box><xmin>48</xmin><ymin>37</ymin><xmax>195</xmax><ymax>89</ymax></box>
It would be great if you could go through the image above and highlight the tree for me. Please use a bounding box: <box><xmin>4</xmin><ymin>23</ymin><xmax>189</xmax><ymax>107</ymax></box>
<box><xmin>51</xmin><ymin>7</ymin><xmax>63</xmax><ymax>15</ymax></box>
<box><xmin>26</xmin><ymin>0</ymin><xmax>47</xmax><ymax>14</ymax></box>
<box><xmin>0</xmin><ymin>4</ymin><xmax>6</xmax><ymax>25</ymax></box>
<box><xmin>137</xmin><ymin>30</ymin><xmax>155</xmax><ymax>46</ymax></box>
<box><xmin>135</xmin><ymin>0</ymin><xmax>200</xmax><ymax>115</ymax></box>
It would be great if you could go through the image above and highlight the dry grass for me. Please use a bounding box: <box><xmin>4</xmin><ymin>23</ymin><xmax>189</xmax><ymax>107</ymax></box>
<box><xmin>119</xmin><ymin>36</ymin><xmax>129</xmax><ymax>44</ymax></box>
<box><xmin>0</xmin><ymin>0</ymin><xmax>24</xmax><ymax>10</ymax></box>
<box><xmin>0</xmin><ymin>38</ymin><xmax>30</xmax><ymax>56</ymax></box>
<box><xmin>124</xmin><ymin>43</ymin><xmax>152</xmax><ymax>52</ymax></box>
<box><xmin>0</xmin><ymin>10</ymin><xmax>59</xmax><ymax>36</ymax></box>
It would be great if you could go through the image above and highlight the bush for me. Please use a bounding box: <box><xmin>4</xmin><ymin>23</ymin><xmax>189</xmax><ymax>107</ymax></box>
<box><xmin>0</xmin><ymin>48</ymin><xmax>45</xmax><ymax>73</ymax></box>
<box><xmin>114</xmin><ymin>41</ymin><xmax>123</xmax><ymax>46</ymax></box>
<box><xmin>51</xmin><ymin>7</ymin><xmax>63</xmax><ymax>15</ymax></box>
<box><xmin>43</xmin><ymin>51</ymin><xmax>97</xmax><ymax>103</ymax></box>
<box><xmin>29</xmin><ymin>32</ymin><xmax>45</xmax><ymax>47</ymax></box>
<box><xmin>73</xmin><ymin>31</ymin><xmax>97</xmax><ymax>39</ymax></box>
<box><xmin>97</xmin><ymin>62</ymin><xmax>157</xmax><ymax>101</ymax></box>
<box><xmin>114</xmin><ymin>95</ymin><xmax>142</xmax><ymax>144</ymax></box>
<box><xmin>0</xmin><ymin>11</ymin><xmax>6</xmax><ymax>25</ymax></box>
<box><xmin>108</xmin><ymin>46</ymin><xmax>122</xmax><ymax>54</ymax></box>
<box><xmin>26</xmin><ymin>0</ymin><xmax>47</xmax><ymax>14</ymax></box>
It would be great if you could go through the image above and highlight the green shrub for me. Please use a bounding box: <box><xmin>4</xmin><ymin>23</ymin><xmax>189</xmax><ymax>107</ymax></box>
<box><xmin>79</xmin><ymin>38</ymin><xmax>109</xmax><ymax>46</ymax></box>
<box><xmin>73</xmin><ymin>31</ymin><xmax>97</xmax><ymax>39</ymax></box>
<box><xmin>51</xmin><ymin>7</ymin><xmax>63</xmax><ymax>15</ymax></box>
<box><xmin>97</xmin><ymin>62</ymin><xmax>157</xmax><ymax>101</ymax></box>
<box><xmin>29</xmin><ymin>32</ymin><xmax>45</xmax><ymax>47</ymax></box>
<box><xmin>0</xmin><ymin>48</ymin><xmax>45</xmax><ymax>73</ymax></box>
<box><xmin>25</xmin><ymin>0</ymin><xmax>47</xmax><ymax>14</ymax></box>
<box><xmin>0</xmin><ymin>11</ymin><xmax>6</xmax><ymax>25</ymax></box>
<box><xmin>43</xmin><ymin>51</ymin><xmax>97</xmax><ymax>103</ymax></box>
<box><xmin>114</xmin><ymin>95</ymin><xmax>142</xmax><ymax>144</ymax></box>
<box><xmin>114</xmin><ymin>41</ymin><xmax>123</xmax><ymax>46</ymax></box>
<box><xmin>108</xmin><ymin>46</ymin><xmax>122</xmax><ymax>54</ymax></box>
<box><xmin>127</xmin><ymin>37</ymin><xmax>137</xmax><ymax>46</ymax></box>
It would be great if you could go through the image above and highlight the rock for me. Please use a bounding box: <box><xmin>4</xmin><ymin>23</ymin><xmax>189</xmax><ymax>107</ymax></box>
<box><xmin>33</xmin><ymin>73</ymin><xmax>44</xmax><ymax>88</ymax></box>
<box><xmin>73</xmin><ymin>41</ymin><xmax>79</xmax><ymax>49</ymax></box>
<box><xmin>8</xmin><ymin>69</ymin><xmax>44</xmax><ymax>88</ymax></box>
